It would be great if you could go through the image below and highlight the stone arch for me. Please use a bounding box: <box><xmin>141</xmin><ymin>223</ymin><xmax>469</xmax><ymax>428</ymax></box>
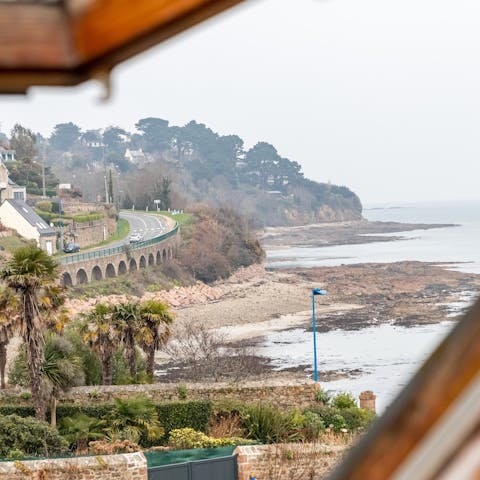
<box><xmin>92</xmin><ymin>265</ymin><xmax>102</xmax><ymax>281</ymax></box>
<box><xmin>156</xmin><ymin>251</ymin><xmax>161</xmax><ymax>265</ymax></box>
<box><xmin>62</xmin><ymin>272</ymin><xmax>73</xmax><ymax>287</ymax></box>
<box><xmin>129</xmin><ymin>258</ymin><xmax>137</xmax><ymax>271</ymax></box>
<box><xmin>118</xmin><ymin>260</ymin><xmax>127</xmax><ymax>275</ymax></box>
<box><xmin>168</xmin><ymin>247</ymin><xmax>172</xmax><ymax>259</ymax></box>
<box><xmin>162</xmin><ymin>248</ymin><xmax>167</xmax><ymax>261</ymax></box>
<box><xmin>76</xmin><ymin>268</ymin><xmax>88</xmax><ymax>284</ymax></box>
<box><xmin>139</xmin><ymin>255</ymin><xmax>146</xmax><ymax>268</ymax></box>
<box><xmin>148</xmin><ymin>253</ymin><xmax>155</xmax><ymax>266</ymax></box>
<box><xmin>106</xmin><ymin>263</ymin><xmax>116</xmax><ymax>278</ymax></box>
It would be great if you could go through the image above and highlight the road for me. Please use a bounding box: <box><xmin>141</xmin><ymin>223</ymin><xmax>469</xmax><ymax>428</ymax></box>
<box><xmin>82</xmin><ymin>211</ymin><xmax>169</xmax><ymax>252</ymax></box>
<box><xmin>120</xmin><ymin>211</ymin><xmax>168</xmax><ymax>242</ymax></box>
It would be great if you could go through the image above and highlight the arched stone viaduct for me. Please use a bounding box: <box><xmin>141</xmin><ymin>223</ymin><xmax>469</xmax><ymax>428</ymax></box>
<box><xmin>59</xmin><ymin>227</ymin><xmax>178</xmax><ymax>286</ymax></box>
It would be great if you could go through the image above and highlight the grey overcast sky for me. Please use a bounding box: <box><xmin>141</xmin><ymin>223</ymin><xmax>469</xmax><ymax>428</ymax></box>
<box><xmin>2</xmin><ymin>0</ymin><xmax>480</xmax><ymax>205</ymax></box>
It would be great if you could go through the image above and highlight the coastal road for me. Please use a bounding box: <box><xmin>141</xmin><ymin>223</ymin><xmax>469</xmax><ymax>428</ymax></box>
<box><xmin>120</xmin><ymin>211</ymin><xmax>168</xmax><ymax>242</ymax></box>
<box><xmin>79</xmin><ymin>211</ymin><xmax>169</xmax><ymax>253</ymax></box>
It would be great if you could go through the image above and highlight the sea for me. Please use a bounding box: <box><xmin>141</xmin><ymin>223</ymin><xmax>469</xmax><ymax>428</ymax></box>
<box><xmin>262</xmin><ymin>201</ymin><xmax>480</xmax><ymax>412</ymax></box>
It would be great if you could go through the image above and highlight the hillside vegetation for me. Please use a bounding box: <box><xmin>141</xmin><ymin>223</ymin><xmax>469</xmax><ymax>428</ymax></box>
<box><xmin>39</xmin><ymin>118</ymin><xmax>362</xmax><ymax>226</ymax></box>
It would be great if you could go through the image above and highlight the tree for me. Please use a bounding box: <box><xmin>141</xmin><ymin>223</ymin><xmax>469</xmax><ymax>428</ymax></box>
<box><xmin>0</xmin><ymin>246</ymin><xmax>60</xmax><ymax>420</ymax></box>
<box><xmin>49</xmin><ymin>122</ymin><xmax>81</xmax><ymax>151</ymax></box>
<box><xmin>9</xmin><ymin>124</ymin><xmax>36</xmax><ymax>162</ymax></box>
<box><xmin>9</xmin><ymin>333</ymin><xmax>85</xmax><ymax>427</ymax></box>
<box><xmin>110</xmin><ymin>302</ymin><xmax>140</xmax><ymax>378</ymax></box>
<box><xmin>42</xmin><ymin>334</ymin><xmax>85</xmax><ymax>427</ymax></box>
<box><xmin>103</xmin><ymin>126</ymin><xmax>127</xmax><ymax>150</ymax></box>
<box><xmin>0</xmin><ymin>287</ymin><xmax>20</xmax><ymax>389</ymax></box>
<box><xmin>155</xmin><ymin>176</ymin><xmax>172</xmax><ymax>210</ymax></box>
<box><xmin>80</xmin><ymin>303</ymin><xmax>120</xmax><ymax>386</ymax></box>
<box><xmin>137</xmin><ymin>300</ymin><xmax>174</xmax><ymax>377</ymax></box>
<box><xmin>134</xmin><ymin>117</ymin><xmax>171</xmax><ymax>153</ymax></box>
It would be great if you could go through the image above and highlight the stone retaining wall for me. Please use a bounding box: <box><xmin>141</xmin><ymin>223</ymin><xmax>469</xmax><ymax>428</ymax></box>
<box><xmin>0</xmin><ymin>452</ymin><xmax>147</xmax><ymax>480</ymax></box>
<box><xmin>59</xmin><ymin>381</ymin><xmax>320</xmax><ymax>410</ymax></box>
<box><xmin>234</xmin><ymin>443</ymin><xmax>346</xmax><ymax>480</ymax></box>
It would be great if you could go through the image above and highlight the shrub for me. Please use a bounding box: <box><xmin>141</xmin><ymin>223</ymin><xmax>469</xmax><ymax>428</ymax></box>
<box><xmin>177</xmin><ymin>385</ymin><xmax>188</xmax><ymax>399</ymax></box>
<box><xmin>302</xmin><ymin>411</ymin><xmax>325</xmax><ymax>440</ymax></box>
<box><xmin>167</xmin><ymin>428</ymin><xmax>253</xmax><ymax>450</ymax></box>
<box><xmin>307</xmin><ymin>405</ymin><xmax>375</xmax><ymax>433</ymax></box>
<box><xmin>35</xmin><ymin>201</ymin><xmax>52</xmax><ymax>213</ymax></box>
<box><xmin>0</xmin><ymin>415</ymin><xmax>68</xmax><ymax>458</ymax></box>
<box><xmin>315</xmin><ymin>388</ymin><xmax>331</xmax><ymax>405</ymax></box>
<box><xmin>331</xmin><ymin>392</ymin><xmax>357</xmax><ymax>409</ymax></box>
<box><xmin>88</xmin><ymin>439</ymin><xmax>140</xmax><ymax>455</ymax></box>
<box><xmin>340</xmin><ymin>407</ymin><xmax>376</xmax><ymax>431</ymax></box>
<box><xmin>242</xmin><ymin>404</ymin><xmax>295</xmax><ymax>444</ymax></box>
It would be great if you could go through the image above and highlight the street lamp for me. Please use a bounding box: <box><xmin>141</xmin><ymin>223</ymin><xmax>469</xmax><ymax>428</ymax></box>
<box><xmin>312</xmin><ymin>288</ymin><xmax>328</xmax><ymax>382</ymax></box>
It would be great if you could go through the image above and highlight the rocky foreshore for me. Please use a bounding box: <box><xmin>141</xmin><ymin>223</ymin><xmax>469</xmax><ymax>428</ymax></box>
<box><xmin>259</xmin><ymin>219</ymin><xmax>456</xmax><ymax>249</ymax></box>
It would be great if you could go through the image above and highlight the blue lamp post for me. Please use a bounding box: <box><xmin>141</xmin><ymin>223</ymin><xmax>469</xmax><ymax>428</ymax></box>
<box><xmin>312</xmin><ymin>288</ymin><xmax>328</xmax><ymax>382</ymax></box>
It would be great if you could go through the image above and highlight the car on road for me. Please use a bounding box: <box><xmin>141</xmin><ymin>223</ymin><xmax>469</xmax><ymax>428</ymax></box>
<box><xmin>129</xmin><ymin>232</ymin><xmax>144</xmax><ymax>243</ymax></box>
<box><xmin>63</xmin><ymin>243</ymin><xmax>80</xmax><ymax>253</ymax></box>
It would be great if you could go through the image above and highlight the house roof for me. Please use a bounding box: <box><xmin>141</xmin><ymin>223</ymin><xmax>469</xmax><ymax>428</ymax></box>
<box><xmin>0</xmin><ymin>0</ymin><xmax>244</xmax><ymax>93</ymax></box>
<box><xmin>8</xmin><ymin>178</ymin><xmax>21</xmax><ymax>187</ymax></box>
<box><xmin>3</xmin><ymin>199</ymin><xmax>56</xmax><ymax>236</ymax></box>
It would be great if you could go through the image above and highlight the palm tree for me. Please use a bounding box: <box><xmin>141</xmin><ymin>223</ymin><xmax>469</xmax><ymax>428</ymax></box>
<box><xmin>137</xmin><ymin>300</ymin><xmax>174</xmax><ymax>377</ymax></box>
<box><xmin>59</xmin><ymin>413</ymin><xmax>107</xmax><ymax>453</ymax></box>
<box><xmin>0</xmin><ymin>246</ymin><xmax>59</xmax><ymax>420</ymax></box>
<box><xmin>107</xmin><ymin>396</ymin><xmax>164</xmax><ymax>443</ymax></box>
<box><xmin>0</xmin><ymin>287</ymin><xmax>21</xmax><ymax>389</ymax></box>
<box><xmin>80</xmin><ymin>303</ymin><xmax>120</xmax><ymax>385</ymax></box>
<box><xmin>111</xmin><ymin>301</ymin><xmax>140</xmax><ymax>379</ymax></box>
<box><xmin>9</xmin><ymin>333</ymin><xmax>85</xmax><ymax>427</ymax></box>
<box><xmin>42</xmin><ymin>333</ymin><xmax>85</xmax><ymax>427</ymax></box>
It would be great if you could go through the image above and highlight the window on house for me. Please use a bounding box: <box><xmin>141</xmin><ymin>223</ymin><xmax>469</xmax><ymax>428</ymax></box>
<box><xmin>14</xmin><ymin>191</ymin><xmax>24</xmax><ymax>200</ymax></box>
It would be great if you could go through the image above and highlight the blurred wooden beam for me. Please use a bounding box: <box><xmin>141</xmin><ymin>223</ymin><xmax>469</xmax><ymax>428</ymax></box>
<box><xmin>71</xmin><ymin>0</ymin><xmax>245</xmax><ymax>70</ymax></box>
<box><xmin>0</xmin><ymin>0</ymin><xmax>244</xmax><ymax>93</ymax></box>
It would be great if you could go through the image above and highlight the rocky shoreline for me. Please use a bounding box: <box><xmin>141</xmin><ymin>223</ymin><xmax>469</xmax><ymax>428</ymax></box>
<box><xmin>63</xmin><ymin>220</ymin><xmax>480</xmax><ymax>384</ymax></box>
<box><xmin>259</xmin><ymin>219</ymin><xmax>456</xmax><ymax>249</ymax></box>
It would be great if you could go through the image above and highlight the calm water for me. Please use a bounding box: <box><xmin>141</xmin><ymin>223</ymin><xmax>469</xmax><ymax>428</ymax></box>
<box><xmin>261</xmin><ymin>201</ymin><xmax>480</xmax><ymax>412</ymax></box>
<box><xmin>266</xmin><ymin>201</ymin><xmax>480</xmax><ymax>274</ymax></box>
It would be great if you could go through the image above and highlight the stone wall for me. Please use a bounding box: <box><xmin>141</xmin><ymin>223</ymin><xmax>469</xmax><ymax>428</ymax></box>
<box><xmin>58</xmin><ymin>380</ymin><xmax>320</xmax><ymax>410</ymax></box>
<box><xmin>0</xmin><ymin>452</ymin><xmax>147</xmax><ymax>480</ymax></box>
<box><xmin>65</xmin><ymin>219</ymin><xmax>107</xmax><ymax>247</ymax></box>
<box><xmin>234</xmin><ymin>443</ymin><xmax>346</xmax><ymax>480</ymax></box>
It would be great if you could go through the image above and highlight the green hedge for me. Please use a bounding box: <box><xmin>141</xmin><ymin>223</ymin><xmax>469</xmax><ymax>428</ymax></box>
<box><xmin>71</xmin><ymin>213</ymin><xmax>103</xmax><ymax>223</ymax></box>
<box><xmin>155</xmin><ymin>401</ymin><xmax>212</xmax><ymax>434</ymax></box>
<box><xmin>35</xmin><ymin>210</ymin><xmax>104</xmax><ymax>224</ymax></box>
<box><xmin>0</xmin><ymin>405</ymin><xmax>35</xmax><ymax>417</ymax></box>
<box><xmin>0</xmin><ymin>400</ymin><xmax>211</xmax><ymax>441</ymax></box>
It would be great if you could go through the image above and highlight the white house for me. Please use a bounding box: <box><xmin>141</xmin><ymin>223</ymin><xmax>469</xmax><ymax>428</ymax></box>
<box><xmin>0</xmin><ymin>145</ymin><xmax>16</xmax><ymax>162</ymax></box>
<box><xmin>0</xmin><ymin>199</ymin><xmax>57</xmax><ymax>254</ymax></box>
<box><xmin>0</xmin><ymin>159</ymin><xmax>26</xmax><ymax>203</ymax></box>
<box><xmin>125</xmin><ymin>148</ymin><xmax>147</xmax><ymax>165</ymax></box>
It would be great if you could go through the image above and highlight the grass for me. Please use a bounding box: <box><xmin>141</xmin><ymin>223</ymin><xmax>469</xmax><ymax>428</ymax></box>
<box><xmin>0</xmin><ymin>235</ymin><xmax>35</xmax><ymax>253</ymax></box>
<box><xmin>89</xmin><ymin>218</ymin><xmax>130</xmax><ymax>248</ymax></box>
<box><xmin>126</xmin><ymin>210</ymin><xmax>194</xmax><ymax>229</ymax></box>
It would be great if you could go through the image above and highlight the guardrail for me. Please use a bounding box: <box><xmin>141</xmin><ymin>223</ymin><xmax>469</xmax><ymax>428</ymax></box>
<box><xmin>59</xmin><ymin>222</ymin><xmax>179</xmax><ymax>265</ymax></box>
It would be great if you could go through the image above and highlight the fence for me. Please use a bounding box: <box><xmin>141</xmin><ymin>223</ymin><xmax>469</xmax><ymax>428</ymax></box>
<box><xmin>59</xmin><ymin>222</ymin><xmax>178</xmax><ymax>265</ymax></box>
<box><xmin>148</xmin><ymin>454</ymin><xmax>238</xmax><ymax>480</ymax></box>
